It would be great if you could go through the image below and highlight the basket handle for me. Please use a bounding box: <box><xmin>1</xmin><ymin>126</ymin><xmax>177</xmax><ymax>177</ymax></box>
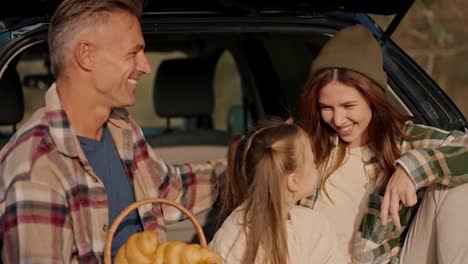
<box><xmin>104</xmin><ymin>198</ymin><xmax>207</xmax><ymax>264</ymax></box>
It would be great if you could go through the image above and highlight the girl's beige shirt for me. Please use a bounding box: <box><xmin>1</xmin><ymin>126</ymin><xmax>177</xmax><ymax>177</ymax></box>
<box><xmin>209</xmin><ymin>205</ymin><xmax>342</xmax><ymax>263</ymax></box>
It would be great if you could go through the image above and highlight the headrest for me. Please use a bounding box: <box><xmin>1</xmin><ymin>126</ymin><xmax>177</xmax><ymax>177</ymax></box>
<box><xmin>153</xmin><ymin>58</ymin><xmax>214</xmax><ymax>118</ymax></box>
<box><xmin>0</xmin><ymin>67</ymin><xmax>24</xmax><ymax>125</ymax></box>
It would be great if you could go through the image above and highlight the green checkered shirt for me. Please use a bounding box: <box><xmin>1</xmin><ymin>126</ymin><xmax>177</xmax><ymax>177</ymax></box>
<box><xmin>301</xmin><ymin>122</ymin><xmax>468</xmax><ymax>263</ymax></box>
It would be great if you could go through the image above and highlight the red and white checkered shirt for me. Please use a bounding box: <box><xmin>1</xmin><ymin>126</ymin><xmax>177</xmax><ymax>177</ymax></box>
<box><xmin>0</xmin><ymin>84</ymin><xmax>225</xmax><ymax>263</ymax></box>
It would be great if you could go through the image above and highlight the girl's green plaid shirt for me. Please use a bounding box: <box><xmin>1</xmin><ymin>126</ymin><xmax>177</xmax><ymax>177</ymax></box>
<box><xmin>300</xmin><ymin>122</ymin><xmax>468</xmax><ymax>264</ymax></box>
<box><xmin>0</xmin><ymin>84</ymin><xmax>226</xmax><ymax>263</ymax></box>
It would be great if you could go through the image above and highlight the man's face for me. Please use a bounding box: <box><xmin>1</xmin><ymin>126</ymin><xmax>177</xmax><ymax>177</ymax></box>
<box><xmin>91</xmin><ymin>10</ymin><xmax>152</xmax><ymax>108</ymax></box>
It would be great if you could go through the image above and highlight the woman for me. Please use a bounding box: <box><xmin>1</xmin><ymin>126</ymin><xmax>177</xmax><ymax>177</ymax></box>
<box><xmin>299</xmin><ymin>25</ymin><xmax>468</xmax><ymax>263</ymax></box>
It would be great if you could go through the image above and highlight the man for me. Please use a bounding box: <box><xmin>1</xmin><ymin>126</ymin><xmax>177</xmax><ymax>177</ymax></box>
<box><xmin>0</xmin><ymin>0</ymin><xmax>224</xmax><ymax>263</ymax></box>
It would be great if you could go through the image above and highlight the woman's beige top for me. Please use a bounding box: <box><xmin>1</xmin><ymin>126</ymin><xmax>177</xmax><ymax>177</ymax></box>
<box><xmin>314</xmin><ymin>145</ymin><xmax>372</xmax><ymax>263</ymax></box>
<box><xmin>209</xmin><ymin>205</ymin><xmax>340</xmax><ymax>263</ymax></box>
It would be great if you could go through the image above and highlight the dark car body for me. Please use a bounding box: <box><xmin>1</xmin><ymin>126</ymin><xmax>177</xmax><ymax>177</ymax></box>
<box><xmin>0</xmin><ymin>0</ymin><xmax>466</xmax><ymax>242</ymax></box>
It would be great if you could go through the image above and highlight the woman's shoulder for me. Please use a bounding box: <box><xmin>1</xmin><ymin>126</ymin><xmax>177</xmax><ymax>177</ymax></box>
<box><xmin>401</xmin><ymin>120</ymin><xmax>466</xmax><ymax>147</ymax></box>
<box><xmin>402</xmin><ymin>120</ymin><xmax>458</xmax><ymax>138</ymax></box>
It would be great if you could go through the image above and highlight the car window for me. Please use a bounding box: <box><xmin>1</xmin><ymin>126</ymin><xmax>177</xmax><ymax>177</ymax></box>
<box><xmin>17</xmin><ymin>45</ymin><xmax>48</xmax><ymax>118</ymax></box>
<box><xmin>0</xmin><ymin>42</ymin><xmax>49</xmax><ymax>136</ymax></box>
<box><xmin>0</xmin><ymin>31</ymin><xmax>434</xmax><ymax>138</ymax></box>
<box><xmin>1</xmin><ymin>41</ymin><xmax>251</xmax><ymax>139</ymax></box>
<box><xmin>264</xmin><ymin>34</ymin><xmax>419</xmax><ymax>122</ymax></box>
<box><xmin>263</xmin><ymin>37</ymin><xmax>316</xmax><ymax>118</ymax></box>
<box><xmin>212</xmin><ymin>50</ymin><xmax>245</xmax><ymax>133</ymax></box>
<box><xmin>129</xmin><ymin>49</ymin><xmax>249</xmax><ymax>136</ymax></box>
<box><xmin>384</xmin><ymin>45</ymin><xmax>464</xmax><ymax>130</ymax></box>
<box><xmin>127</xmin><ymin>51</ymin><xmax>187</xmax><ymax>134</ymax></box>
<box><xmin>1</xmin><ymin>45</ymin><xmax>187</xmax><ymax>136</ymax></box>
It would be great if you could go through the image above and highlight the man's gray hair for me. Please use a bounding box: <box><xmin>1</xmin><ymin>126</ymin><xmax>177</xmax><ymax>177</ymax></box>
<box><xmin>48</xmin><ymin>0</ymin><xmax>142</xmax><ymax>76</ymax></box>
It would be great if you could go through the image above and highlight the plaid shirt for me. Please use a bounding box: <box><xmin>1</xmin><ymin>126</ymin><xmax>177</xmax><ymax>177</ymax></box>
<box><xmin>301</xmin><ymin>122</ymin><xmax>468</xmax><ymax>264</ymax></box>
<box><xmin>0</xmin><ymin>84</ymin><xmax>225</xmax><ymax>263</ymax></box>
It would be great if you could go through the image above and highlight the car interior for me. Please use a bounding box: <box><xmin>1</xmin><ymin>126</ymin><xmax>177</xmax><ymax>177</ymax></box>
<box><xmin>148</xmin><ymin>57</ymin><xmax>230</xmax><ymax>163</ymax></box>
<box><xmin>0</xmin><ymin>29</ymin><xmax>419</xmax><ymax>243</ymax></box>
<box><xmin>0</xmin><ymin>62</ymin><xmax>24</xmax><ymax>148</ymax></box>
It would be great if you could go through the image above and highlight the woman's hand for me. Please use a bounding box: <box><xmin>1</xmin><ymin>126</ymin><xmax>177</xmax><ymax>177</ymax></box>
<box><xmin>380</xmin><ymin>165</ymin><xmax>417</xmax><ymax>230</ymax></box>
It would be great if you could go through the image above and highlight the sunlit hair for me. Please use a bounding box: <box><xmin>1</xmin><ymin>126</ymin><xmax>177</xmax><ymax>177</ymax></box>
<box><xmin>299</xmin><ymin>68</ymin><xmax>410</xmax><ymax>200</ymax></box>
<box><xmin>221</xmin><ymin>120</ymin><xmax>311</xmax><ymax>264</ymax></box>
<box><xmin>48</xmin><ymin>0</ymin><xmax>142</xmax><ymax>76</ymax></box>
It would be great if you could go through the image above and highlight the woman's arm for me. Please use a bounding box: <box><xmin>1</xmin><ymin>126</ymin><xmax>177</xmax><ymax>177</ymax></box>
<box><xmin>398</xmin><ymin>122</ymin><xmax>468</xmax><ymax>189</ymax></box>
<box><xmin>381</xmin><ymin>122</ymin><xmax>468</xmax><ymax>229</ymax></box>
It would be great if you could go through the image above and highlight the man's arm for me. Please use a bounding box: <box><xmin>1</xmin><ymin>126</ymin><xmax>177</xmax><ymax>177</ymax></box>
<box><xmin>127</xmin><ymin>116</ymin><xmax>227</xmax><ymax>222</ymax></box>
<box><xmin>160</xmin><ymin>158</ymin><xmax>226</xmax><ymax>222</ymax></box>
<box><xmin>2</xmin><ymin>181</ymin><xmax>73</xmax><ymax>264</ymax></box>
<box><xmin>140</xmin><ymin>139</ymin><xmax>226</xmax><ymax>222</ymax></box>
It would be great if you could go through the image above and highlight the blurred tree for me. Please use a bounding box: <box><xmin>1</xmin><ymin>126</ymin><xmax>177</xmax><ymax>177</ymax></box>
<box><xmin>374</xmin><ymin>0</ymin><xmax>468</xmax><ymax>119</ymax></box>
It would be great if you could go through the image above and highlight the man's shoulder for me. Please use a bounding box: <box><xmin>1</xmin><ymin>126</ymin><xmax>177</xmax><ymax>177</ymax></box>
<box><xmin>0</xmin><ymin>108</ymin><xmax>69</xmax><ymax>199</ymax></box>
<box><xmin>0</xmin><ymin>107</ymin><xmax>56</xmax><ymax>174</ymax></box>
<box><xmin>109</xmin><ymin>107</ymin><xmax>142</xmax><ymax>133</ymax></box>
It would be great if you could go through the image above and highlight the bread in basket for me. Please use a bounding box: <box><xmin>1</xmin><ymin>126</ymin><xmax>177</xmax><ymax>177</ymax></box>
<box><xmin>104</xmin><ymin>198</ymin><xmax>222</xmax><ymax>264</ymax></box>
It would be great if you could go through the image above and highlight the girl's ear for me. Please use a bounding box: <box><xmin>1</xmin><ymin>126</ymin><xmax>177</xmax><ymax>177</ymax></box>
<box><xmin>286</xmin><ymin>173</ymin><xmax>300</xmax><ymax>192</ymax></box>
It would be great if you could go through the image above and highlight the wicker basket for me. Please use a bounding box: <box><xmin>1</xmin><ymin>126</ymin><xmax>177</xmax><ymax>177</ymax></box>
<box><xmin>104</xmin><ymin>198</ymin><xmax>208</xmax><ymax>264</ymax></box>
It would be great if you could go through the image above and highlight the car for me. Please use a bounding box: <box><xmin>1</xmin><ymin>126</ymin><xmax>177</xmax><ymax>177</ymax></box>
<box><xmin>0</xmin><ymin>0</ymin><xmax>466</xmax><ymax>243</ymax></box>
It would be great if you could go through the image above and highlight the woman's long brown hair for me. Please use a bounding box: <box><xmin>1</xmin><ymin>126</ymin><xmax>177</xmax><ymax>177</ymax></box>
<box><xmin>220</xmin><ymin>120</ymin><xmax>310</xmax><ymax>264</ymax></box>
<box><xmin>299</xmin><ymin>68</ymin><xmax>410</xmax><ymax>200</ymax></box>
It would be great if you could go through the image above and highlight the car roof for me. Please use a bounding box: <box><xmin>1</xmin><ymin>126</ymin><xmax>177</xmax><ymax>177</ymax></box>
<box><xmin>1</xmin><ymin>0</ymin><xmax>413</xmax><ymax>17</ymax></box>
<box><xmin>143</xmin><ymin>0</ymin><xmax>413</xmax><ymax>16</ymax></box>
<box><xmin>0</xmin><ymin>0</ymin><xmax>414</xmax><ymax>43</ymax></box>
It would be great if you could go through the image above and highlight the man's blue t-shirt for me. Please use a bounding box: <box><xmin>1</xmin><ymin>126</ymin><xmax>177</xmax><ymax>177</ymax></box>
<box><xmin>78</xmin><ymin>126</ymin><xmax>143</xmax><ymax>257</ymax></box>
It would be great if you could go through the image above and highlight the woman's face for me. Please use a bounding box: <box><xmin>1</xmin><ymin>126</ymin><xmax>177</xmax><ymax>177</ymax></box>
<box><xmin>318</xmin><ymin>80</ymin><xmax>372</xmax><ymax>148</ymax></box>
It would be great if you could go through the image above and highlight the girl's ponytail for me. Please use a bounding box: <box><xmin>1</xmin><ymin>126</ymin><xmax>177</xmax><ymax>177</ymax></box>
<box><xmin>220</xmin><ymin>134</ymin><xmax>245</xmax><ymax>223</ymax></box>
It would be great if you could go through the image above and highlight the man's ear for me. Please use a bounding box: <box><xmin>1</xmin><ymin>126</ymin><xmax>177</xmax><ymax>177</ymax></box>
<box><xmin>285</xmin><ymin>173</ymin><xmax>300</xmax><ymax>192</ymax></box>
<box><xmin>74</xmin><ymin>40</ymin><xmax>94</xmax><ymax>71</ymax></box>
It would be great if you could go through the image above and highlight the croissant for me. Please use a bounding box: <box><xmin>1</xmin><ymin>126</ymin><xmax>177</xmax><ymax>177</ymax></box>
<box><xmin>114</xmin><ymin>230</ymin><xmax>222</xmax><ymax>264</ymax></box>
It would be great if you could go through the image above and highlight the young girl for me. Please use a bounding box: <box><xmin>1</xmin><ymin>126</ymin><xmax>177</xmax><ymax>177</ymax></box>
<box><xmin>209</xmin><ymin>121</ymin><xmax>341</xmax><ymax>264</ymax></box>
<box><xmin>299</xmin><ymin>25</ymin><xmax>468</xmax><ymax>263</ymax></box>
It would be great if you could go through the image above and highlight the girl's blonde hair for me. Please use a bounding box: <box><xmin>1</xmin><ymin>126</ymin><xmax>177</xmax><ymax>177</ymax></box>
<box><xmin>220</xmin><ymin>120</ymin><xmax>311</xmax><ymax>264</ymax></box>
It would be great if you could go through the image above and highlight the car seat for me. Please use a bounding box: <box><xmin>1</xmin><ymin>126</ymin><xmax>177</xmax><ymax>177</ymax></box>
<box><xmin>147</xmin><ymin>57</ymin><xmax>229</xmax><ymax>163</ymax></box>
<box><xmin>147</xmin><ymin>57</ymin><xmax>228</xmax><ymax>243</ymax></box>
<box><xmin>0</xmin><ymin>66</ymin><xmax>25</xmax><ymax>149</ymax></box>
